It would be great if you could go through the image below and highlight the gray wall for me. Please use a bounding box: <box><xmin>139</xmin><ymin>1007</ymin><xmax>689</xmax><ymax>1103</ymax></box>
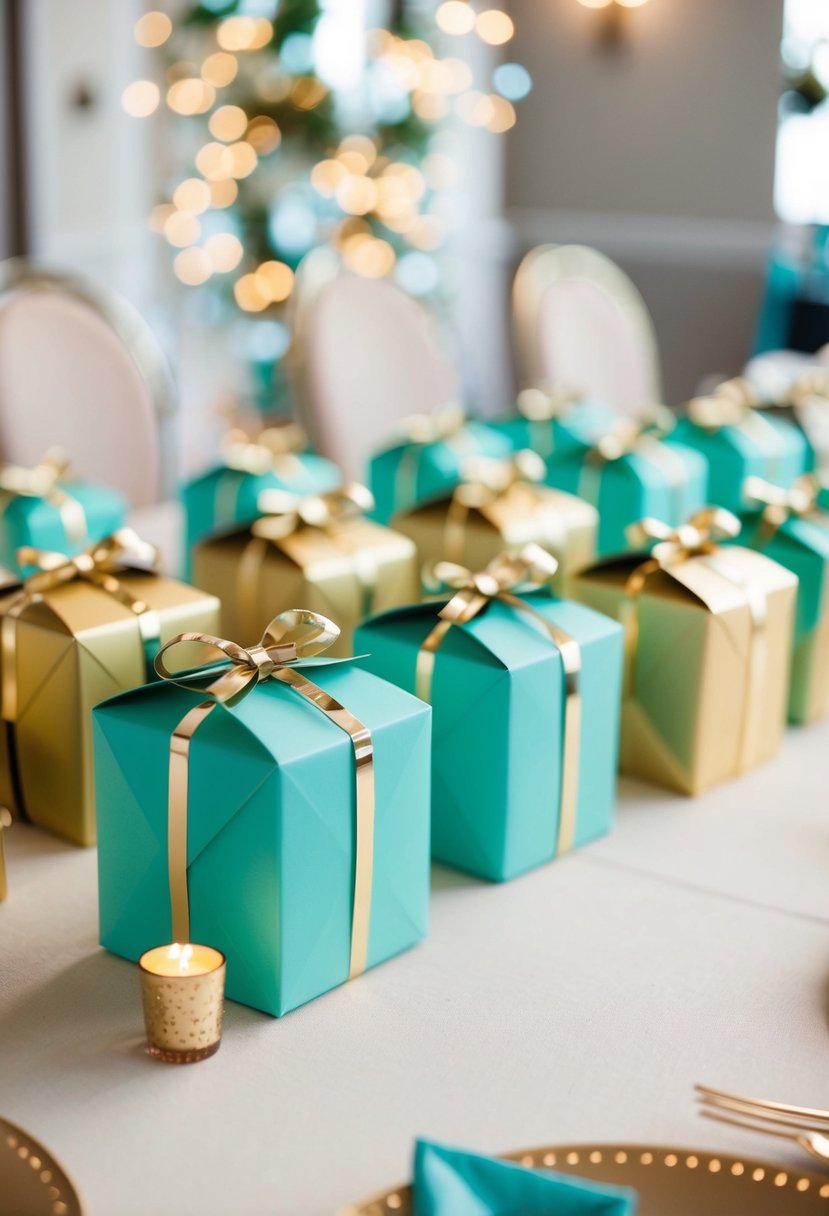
<box><xmin>501</xmin><ymin>0</ymin><xmax>786</xmax><ymax>403</ymax></box>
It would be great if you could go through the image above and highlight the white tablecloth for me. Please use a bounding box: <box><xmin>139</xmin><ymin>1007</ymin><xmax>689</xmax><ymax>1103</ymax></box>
<box><xmin>1</xmin><ymin>504</ymin><xmax>828</xmax><ymax>1216</ymax></box>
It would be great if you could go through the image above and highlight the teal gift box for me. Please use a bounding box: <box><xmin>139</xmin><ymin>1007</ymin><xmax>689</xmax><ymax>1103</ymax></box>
<box><xmin>355</xmin><ymin>548</ymin><xmax>623</xmax><ymax>882</ymax></box>
<box><xmin>544</xmin><ymin>416</ymin><xmax>708</xmax><ymax>557</ymax></box>
<box><xmin>181</xmin><ymin>424</ymin><xmax>341</xmax><ymax>577</ymax></box>
<box><xmin>741</xmin><ymin>475</ymin><xmax>829</xmax><ymax>724</ymax></box>
<box><xmin>0</xmin><ymin>452</ymin><xmax>127</xmax><ymax>575</ymax></box>
<box><xmin>367</xmin><ymin>406</ymin><xmax>511</xmax><ymax>525</ymax></box>
<box><xmin>670</xmin><ymin>387</ymin><xmax>808</xmax><ymax>517</ymax></box>
<box><xmin>94</xmin><ymin>611</ymin><xmax>431</xmax><ymax>1017</ymax></box>
<box><xmin>489</xmin><ymin>387</ymin><xmax>622</xmax><ymax>467</ymax></box>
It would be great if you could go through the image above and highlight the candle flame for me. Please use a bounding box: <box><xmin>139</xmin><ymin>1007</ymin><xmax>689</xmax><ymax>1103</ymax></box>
<box><xmin>167</xmin><ymin>942</ymin><xmax>194</xmax><ymax>973</ymax></box>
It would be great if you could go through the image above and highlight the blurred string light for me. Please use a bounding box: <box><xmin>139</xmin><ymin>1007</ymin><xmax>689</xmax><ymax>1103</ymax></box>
<box><xmin>125</xmin><ymin>1</ymin><xmax>531</xmax><ymax>309</ymax></box>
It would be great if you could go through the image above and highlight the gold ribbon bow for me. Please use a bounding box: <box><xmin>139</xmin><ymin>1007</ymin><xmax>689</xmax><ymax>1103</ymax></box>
<box><xmin>235</xmin><ymin>484</ymin><xmax>378</xmax><ymax>635</ymax></box>
<box><xmin>154</xmin><ymin>609</ymin><xmax>374</xmax><ymax>980</ymax></box>
<box><xmin>445</xmin><ymin>451</ymin><xmax>547</xmax><ymax>564</ymax></box>
<box><xmin>687</xmin><ymin>378</ymin><xmax>783</xmax><ymax>479</ymax></box>
<box><xmin>621</xmin><ymin>507</ymin><xmax>768</xmax><ymax>776</ymax></box>
<box><xmin>214</xmin><ymin>422</ymin><xmax>307</xmax><ymax>524</ymax></box>
<box><xmin>387</xmin><ymin>404</ymin><xmax>474</xmax><ymax>514</ymax></box>
<box><xmin>743</xmin><ymin>474</ymin><xmax>821</xmax><ymax>535</ymax></box>
<box><xmin>416</xmin><ymin>545</ymin><xmax>582</xmax><ymax>857</ymax></box>
<box><xmin>515</xmin><ymin>386</ymin><xmax>582</xmax><ymax>460</ymax></box>
<box><xmin>578</xmin><ymin>409</ymin><xmax>685</xmax><ymax>519</ymax></box>
<box><xmin>0</xmin><ymin>448</ymin><xmax>88</xmax><ymax>548</ymax></box>
<box><xmin>624</xmin><ymin>507</ymin><xmax>742</xmax><ymax>587</ymax></box>
<box><xmin>255</xmin><ymin>482</ymin><xmax>375</xmax><ymax>538</ymax></box>
<box><xmin>1</xmin><ymin>529</ymin><xmax>162</xmax><ymax>726</ymax></box>
<box><xmin>786</xmin><ymin>369</ymin><xmax>829</xmax><ymax>412</ymax></box>
<box><xmin>394</xmin><ymin>403</ymin><xmax>467</xmax><ymax>448</ymax></box>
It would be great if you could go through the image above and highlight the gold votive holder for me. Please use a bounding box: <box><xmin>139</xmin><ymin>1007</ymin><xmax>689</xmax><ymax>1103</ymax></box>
<box><xmin>138</xmin><ymin>943</ymin><xmax>226</xmax><ymax>1064</ymax></box>
<box><xmin>0</xmin><ymin>807</ymin><xmax>11</xmax><ymax>902</ymax></box>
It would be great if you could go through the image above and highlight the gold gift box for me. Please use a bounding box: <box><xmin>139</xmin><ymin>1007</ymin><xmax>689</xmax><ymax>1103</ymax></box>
<box><xmin>393</xmin><ymin>469</ymin><xmax>597</xmax><ymax>590</ymax></box>
<box><xmin>0</xmin><ymin>571</ymin><xmax>220</xmax><ymax>846</ymax></box>
<box><xmin>193</xmin><ymin>515</ymin><xmax>420</xmax><ymax>658</ymax></box>
<box><xmin>572</xmin><ymin>542</ymin><xmax>797</xmax><ymax>795</ymax></box>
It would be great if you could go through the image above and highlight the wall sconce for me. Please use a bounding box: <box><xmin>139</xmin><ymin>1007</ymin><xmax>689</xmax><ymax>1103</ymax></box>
<box><xmin>576</xmin><ymin>0</ymin><xmax>649</xmax><ymax>51</ymax></box>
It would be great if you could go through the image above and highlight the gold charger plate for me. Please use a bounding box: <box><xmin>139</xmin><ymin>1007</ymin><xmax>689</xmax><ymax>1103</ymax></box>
<box><xmin>343</xmin><ymin>1142</ymin><xmax>829</xmax><ymax>1215</ymax></box>
<box><xmin>0</xmin><ymin>1115</ymin><xmax>84</xmax><ymax>1215</ymax></box>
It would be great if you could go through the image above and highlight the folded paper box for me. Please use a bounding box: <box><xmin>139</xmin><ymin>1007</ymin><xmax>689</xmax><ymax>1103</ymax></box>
<box><xmin>670</xmin><ymin>384</ymin><xmax>809</xmax><ymax>516</ymax></box>
<box><xmin>571</xmin><ymin>510</ymin><xmax>797</xmax><ymax>795</ymax></box>
<box><xmin>0</xmin><ymin>451</ymin><xmax>127</xmax><ymax>575</ymax></box>
<box><xmin>0</xmin><ymin>533</ymin><xmax>220</xmax><ymax>845</ymax></box>
<box><xmin>368</xmin><ymin>407</ymin><xmax>511</xmax><ymax>524</ymax></box>
<box><xmin>741</xmin><ymin>476</ymin><xmax>829</xmax><ymax>724</ymax></box>
<box><xmin>392</xmin><ymin>453</ymin><xmax>598</xmax><ymax>590</ymax></box>
<box><xmin>181</xmin><ymin>424</ymin><xmax>341</xmax><ymax>577</ymax></box>
<box><xmin>94</xmin><ymin>611</ymin><xmax>431</xmax><ymax>1017</ymax></box>
<box><xmin>356</xmin><ymin>548</ymin><xmax>623</xmax><ymax>882</ymax></box>
<box><xmin>192</xmin><ymin>485</ymin><xmax>419</xmax><ymax>657</ymax></box>
<box><xmin>544</xmin><ymin>414</ymin><xmax>708</xmax><ymax>558</ymax></box>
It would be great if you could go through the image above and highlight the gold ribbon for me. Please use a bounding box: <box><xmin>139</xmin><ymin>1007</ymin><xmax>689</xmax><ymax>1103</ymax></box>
<box><xmin>0</xmin><ymin>528</ymin><xmax>162</xmax><ymax>726</ymax></box>
<box><xmin>0</xmin><ymin>449</ymin><xmax>88</xmax><ymax>548</ymax></box>
<box><xmin>236</xmin><ymin>483</ymin><xmax>378</xmax><ymax>634</ymax></box>
<box><xmin>515</xmin><ymin>385</ymin><xmax>582</xmax><ymax>460</ymax></box>
<box><xmin>622</xmin><ymin>507</ymin><xmax>767</xmax><ymax>775</ymax></box>
<box><xmin>415</xmin><ymin>545</ymin><xmax>582</xmax><ymax>856</ymax></box>
<box><xmin>577</xmin><ymin>409</ymin><xmax>686</xmax><ymax>520</ymax></box>
<box><xmin>687</xmin><ymin>379</ymin><xmax>784</xmax><ymax>480</ymax></box>
<box><xmin>215</xmin><ymin>422</ymin><xmax>307</xmax><ymax>524</ymax></box>
<box><xmin>154</xmin><ymin>609</ymin><xmax>375</xmax><ymax>980</ymax></box>
<box><xmin>446</xmin><ymin>450</ymin><xmax>549</xmax><ymax>564</ymax></box>
<box><xmin>743</xmin><ymin>473</ymin><xmax>822</xmax><ymax>537</ymax></box>
<box><xmin>384</xmin><ymin>404</ymin><xmax>474</xmax><ymax>512</ymax></box>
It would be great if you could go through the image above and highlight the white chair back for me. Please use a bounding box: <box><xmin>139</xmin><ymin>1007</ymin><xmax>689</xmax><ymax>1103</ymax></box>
<box><xmin>0</xmin><ymin>263</ymin><xmax>172</xmax><ymax>506</ymax></box>
<box><xmin>292</xmin><ymin>271</ymin><xmax>460</xmax><ymax>479</ymax></box>
<box><xmin>512</xmin><ymin>244</ymin><xmax>662</xmax><ymax>416</ymax></box>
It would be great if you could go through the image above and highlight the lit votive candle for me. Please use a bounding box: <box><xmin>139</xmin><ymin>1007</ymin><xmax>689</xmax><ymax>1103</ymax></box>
<box><xmin>138</xmin><ymin>943</ymin><xmax>226</xmax><ymax>1064</ymax></box>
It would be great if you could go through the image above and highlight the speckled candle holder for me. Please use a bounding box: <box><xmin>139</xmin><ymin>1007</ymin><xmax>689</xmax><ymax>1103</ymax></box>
<box><xmin>138</xmin><ymin>944</ymin><xmax>226</xmax><ymax>1064</ymax></box>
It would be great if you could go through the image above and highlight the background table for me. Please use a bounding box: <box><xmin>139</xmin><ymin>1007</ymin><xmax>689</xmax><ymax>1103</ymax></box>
<box><xmin>1</xmin><ymin>504</ymin><xmax>828</xmax><ymax>1216</ymax></box>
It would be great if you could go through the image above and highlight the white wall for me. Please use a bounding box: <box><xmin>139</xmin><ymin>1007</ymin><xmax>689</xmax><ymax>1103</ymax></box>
<box><xmin>0</xmin><ymin>2</ymin><xmax>11</xmax><ymax>259</ymax></box>
<box><xmin>21</xmin><ymin>0</ymin><xmax>159</xmax><ymax>309</ymax></box>
<box><xmin>500</xmin><ymin>0</ymin><xmax>786</xmax><ymax>403</ymax></box>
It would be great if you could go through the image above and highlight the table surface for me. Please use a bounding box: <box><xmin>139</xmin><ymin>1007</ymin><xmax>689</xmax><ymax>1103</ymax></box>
<box><xmin>2</xmin><ymin>505</ymin><xmax>828</xmax><ymax>1216</ymax></box>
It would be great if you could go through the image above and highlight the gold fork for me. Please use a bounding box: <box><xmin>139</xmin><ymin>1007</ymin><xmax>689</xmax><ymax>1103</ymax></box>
<box><xmin>696</xmin><ymin>1084</ymin><xmax>829</xmax><ymax>1125</ymax></box>
<box><xmin>696</xmin><ymin>1085</ymin><xmax>829</xmax><ymax>1166</ymax></box>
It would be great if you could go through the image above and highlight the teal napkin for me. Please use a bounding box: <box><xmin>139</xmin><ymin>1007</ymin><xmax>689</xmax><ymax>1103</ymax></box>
<box><xmin>414</xmin><ymin>1140</ymin><xmax>637</xmax><ymax>1215</ymax></box>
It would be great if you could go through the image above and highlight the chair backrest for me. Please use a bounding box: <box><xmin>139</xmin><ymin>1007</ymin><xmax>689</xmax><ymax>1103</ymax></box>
<box><xmin>512</xmin><ymin>244</ymin><xmax>662</xmax><ymax>416</ymax></box>
<box><xmin>292</xmin><ymin>271</ymin><xmax>460</xmax><ymax>479</ymax></box>
<box><xmin>0</xmin><ymin>262</ymin><xmax>173</xmax><ymax>506</ymax></box>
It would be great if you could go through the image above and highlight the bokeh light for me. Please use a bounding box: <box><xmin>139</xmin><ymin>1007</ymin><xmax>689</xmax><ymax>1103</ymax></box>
<box><xmin>493</xmin><ymin>62</ymin><xmax>532</xmax><ymax>102</ymax></box>
<box><xmin>173</xmin><ymin>178</ymin><xmax>212</xmax><ymax>214</ymax></box>
<box><xmin>121</xmin><ymin>80</ymin><xmax>160</xmax><ymax>118</ymax></box>
<box><xmin>204</xmin><ymin>232</ymin><xmax>244</xmax><ymax>272</ymax></box>
<box><xmin>174</xmin><ymin>247</ymin><xmax>212</xmax><ymax>285</ymax></box>
<box><xmin>246</xmin><ymin>116</ymin><xmax>281</xmax><ymax>154</ymax></box>
<box><xmin>436</xmin><ymin>2</ymin><xmax>476</xmax><ymax>36</ymax></box>
<box><xmin>255</xmin><ymin>261</ymin><xmax>295</xmax><ymax>302</ymax></box>
<box><xmin>209</xmin><ymin>105</ymin><xmax>248</xmax><ymax>141</ymax></box>
<box><xmin>201</xmin><ymin>52</ymin><xmax>239</xmax><ymax>87</ymax></box>
<box><xmin>164</xmin><ymin>211</ymin><xmax>201</xmax><ymax>247</ymax></box>
<box><xmin>209</xmin><ymin>179</ymin><xmax>239</xmax><ymax>208</ymax></box>
<box><xmin>167</xmin><ymin>78</ymin><xmax>215</xmax><ymax>115</ymax></box>
<box><xmin>476</xmin><ymin>9</ymin><xmax>514</xmax><ymax>45</ymax></box>
<box><xmin>134</xmin><ymin>11</ymin><xmax>172</xmax><ymax>48</ymax></box>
